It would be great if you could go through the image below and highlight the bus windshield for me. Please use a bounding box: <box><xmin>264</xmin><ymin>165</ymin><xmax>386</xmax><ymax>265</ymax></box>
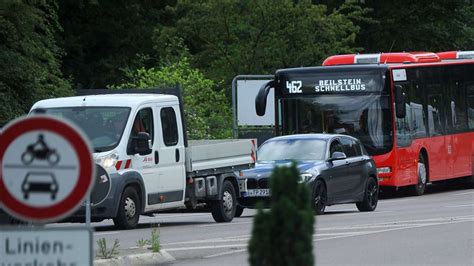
<box><xmin>281</xmin><ymin>94</ymin><xmax>392</xmax><ymax>155</ymax></box>
<box><xmin>32</xmin><ymin>107</ymin><xmax>131</xmax><ymax>152</ymax></box>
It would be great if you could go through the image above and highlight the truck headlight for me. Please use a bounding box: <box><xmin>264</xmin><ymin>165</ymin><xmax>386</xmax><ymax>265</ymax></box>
<box><xmin>96</xmin><ymin>152</ymin><xmax>118</xmax><ymax>169</ymax></box>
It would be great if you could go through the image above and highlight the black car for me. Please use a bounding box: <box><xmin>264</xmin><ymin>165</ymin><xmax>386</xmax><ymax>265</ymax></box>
<box><xmin>236</xmin><ymin>134</ymin><xmax>378</xmax><ymax>216</ymax></box>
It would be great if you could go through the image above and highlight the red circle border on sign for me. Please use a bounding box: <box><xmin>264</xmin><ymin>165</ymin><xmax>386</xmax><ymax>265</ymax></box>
<box><xmin>0</xmin><ymin>116</ymin><xmax>94</xmax><ymax>223</ymax></box>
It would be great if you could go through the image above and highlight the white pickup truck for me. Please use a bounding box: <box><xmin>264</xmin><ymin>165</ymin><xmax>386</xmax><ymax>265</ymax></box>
<box><xmin>25</xmin><ymin>88</ymin><xmax>256</xmax><ymax>229</ymax></box>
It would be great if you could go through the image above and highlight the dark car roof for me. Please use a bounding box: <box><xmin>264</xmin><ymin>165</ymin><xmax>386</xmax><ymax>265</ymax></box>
<box><xmin>264</xmin><ymin>133</ymin><xmax>358</xmax><ymax>143</ymax></box>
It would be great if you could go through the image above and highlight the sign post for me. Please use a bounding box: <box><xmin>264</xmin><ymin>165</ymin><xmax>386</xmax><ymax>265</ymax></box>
<box><xmin>0</xmin><ymin>115</ymin><xmax>95</xmax><ymax>265</ymax></box>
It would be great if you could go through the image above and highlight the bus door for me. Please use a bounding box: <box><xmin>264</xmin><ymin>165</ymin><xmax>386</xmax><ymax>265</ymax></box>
<box><xmin>427</xmin><ymin>93</ymin><xmax>449</xmax><ymax>180</ymax></box>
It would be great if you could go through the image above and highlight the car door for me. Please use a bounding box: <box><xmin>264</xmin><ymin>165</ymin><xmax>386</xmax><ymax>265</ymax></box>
<box><xmin>152</xmin><ymin>104</ymin><xmax>186</xmax><ymax>209</ymax></box>
<box><xmin>340</xmin><ymin>137</ymin><xmax>366</xmax><ymax>200</ymax></box>
<box><xmin>348</xmin><ymin>138</ymin><xmax>371</xmax><ymax>199</ymax></box>
<box><xmin>324</xmin><ymin>138</ymin><xmax>351</xmax><ymax>204</ymax></box>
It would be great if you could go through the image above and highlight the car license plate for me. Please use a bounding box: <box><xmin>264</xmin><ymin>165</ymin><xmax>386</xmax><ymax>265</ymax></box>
<box><xmin>245</xmin><ymin>189</ymin><xmax>270</xmax><ymax>197</ymax></box>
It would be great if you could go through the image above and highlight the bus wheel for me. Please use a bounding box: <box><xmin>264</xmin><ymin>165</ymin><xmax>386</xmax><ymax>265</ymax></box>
<box><xmin>409</xmin><ymin>155</ymin><xmax>427</xmax><ymax>196</ymax></box>
<box><xmin>113</xmin><ymin>187</ymin><xmax>140</xmax><ymax>229</ymax></box>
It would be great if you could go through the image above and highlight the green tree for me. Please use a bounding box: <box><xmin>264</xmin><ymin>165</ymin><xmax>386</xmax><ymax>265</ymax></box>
<box><xmin>156</xmin><ymin>0</ymin><xmax>365</xmax><ymax>84</ymax></box>
<box><xmin>0</xmin><ymin>0</ymin><xmax>72</xmax><ymax>125</ymax></box>
<box><xmin>352</xmin><ymin>0</ymin><xmax>474</xmax><ymax>52</ymax></box>
<box><xmin>248</xmin><ymin>163</ymin><xmax>314</xmax><ymax>266</ymax></box>
<box><xmin>113</xmin><ymin>57</ymin><xmax>232</xmax><ymax>139</ymax></box>
<box><xmin>58</xmin><ymin>0</ymin><xmax>177</xmax><ymax>89</ymax></box>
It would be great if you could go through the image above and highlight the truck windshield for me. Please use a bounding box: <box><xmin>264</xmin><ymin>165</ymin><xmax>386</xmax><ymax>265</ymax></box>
<box><xmin>32</xmin><ymin>107</ymin><xmax>130</xmax><ymax>152</ymax></box>
<box><xmin>281</xmin><ymin>94</ymin><xmax>392</xmax><ymax>155</ymax></box>
<box><xmin>258</xmin><ymin>139</ymin><xmax>326</xmax><ymax>161</ymax></box>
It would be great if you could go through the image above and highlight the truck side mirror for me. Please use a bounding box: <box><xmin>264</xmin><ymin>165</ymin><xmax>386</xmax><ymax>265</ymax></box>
<box><xmin>395</xmin><ymin>85</ymin><xmax>406</xmax><ymax>119</ymax></box>
<box><xmin>131</xmin><ymin>132</ymin><xmax>152</xmax><ymax>155</ymax></box>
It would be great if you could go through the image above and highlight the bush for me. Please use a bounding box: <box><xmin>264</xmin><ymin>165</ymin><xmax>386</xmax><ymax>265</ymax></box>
<box><xmin>248</xmin><ymin>163</ymin><xmax>314</xmax><ymax>266</ymax></box>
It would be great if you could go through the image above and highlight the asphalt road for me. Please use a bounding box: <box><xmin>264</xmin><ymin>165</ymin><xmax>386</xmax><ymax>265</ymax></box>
<box><xmin>52</xmin><ymin>182</ymin><xmax>474</xmax><ymax>265</ymax></box>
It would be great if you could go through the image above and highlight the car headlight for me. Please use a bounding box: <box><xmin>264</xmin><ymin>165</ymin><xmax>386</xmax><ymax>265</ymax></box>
<box><xmin>377</xmin><ymin>167</ymin><xmax>392</xmax><ymax>174</ymax></box>
<box><xmin>298</xmin><ymin>173</ymin><xmax>313</xmax><ymax>183</ymax></box>
<box><xmin>95</xmin><ymin>152</ymin><xmax>119</xmax><ymax>169</ymax></box>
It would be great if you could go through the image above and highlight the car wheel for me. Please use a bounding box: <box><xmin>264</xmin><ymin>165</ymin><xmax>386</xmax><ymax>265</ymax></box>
<box><xmin>356</xmin><ymin>177</ymin><xmax>378</xmax><ymax>212</ymax></box>
<box><xmin>313</xmin><ymin>180</ymin><xmax>327</xmax><ymax>215</ymax></box>
<box><xmin>211</xmin><ymin>180</ymin><xmax>236</xmax><ymax>222</ymax></box>
<box><xmin>234</xmin><ymin>205</ymin><xmax>244</xmax><ymax>218</ymax></box>
<box><xmin>408</xmin><ymin>154</ymin><xmax>427</xmax><ymax>196</ymax></box>
<box><xmin>113</xmin><ymin>187</ymin><xmax>140</xmax><ymax>230</ymax></box>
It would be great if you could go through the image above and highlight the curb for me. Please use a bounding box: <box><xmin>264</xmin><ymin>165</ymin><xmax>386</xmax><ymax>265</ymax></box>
<box><xmin>94</xmin><ymin>250</ymin><xmax>175</xmax><ymax>265</ymax></box>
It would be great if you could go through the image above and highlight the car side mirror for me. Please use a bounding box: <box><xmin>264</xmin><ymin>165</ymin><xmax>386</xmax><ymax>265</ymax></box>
<box><xmin>131</xmin><ymin>132</ymin><xmax>152</xmax><ymax>155</ymax></box>
<box><xmin>395</xmin><ymin>85</ymin><xmax>406</xmax><ymax>119</ymax></box>
<box><xmin>328</xmin><ymin>151</ymin><xmax>347</xmax><ymax>162</ymax></box>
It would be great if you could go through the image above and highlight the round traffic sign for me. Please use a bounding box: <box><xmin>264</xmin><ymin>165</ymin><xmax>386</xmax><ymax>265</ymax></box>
<box><xmin>0</xmin><ymin>115</ymin><xmax>94</xmax><ymax>223</ymax></box>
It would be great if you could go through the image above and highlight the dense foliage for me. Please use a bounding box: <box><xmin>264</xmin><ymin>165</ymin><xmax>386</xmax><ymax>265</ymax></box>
<box><xmin>1</xmin><ymin>0</ymin><xmax>473</xmax><ymax>129</ymax></box>
<box><xmin>248</xmin><ymin>163</ymin><xmax>314</xmax><ymax>266</ymax></box>
<box><xmin>0</xmin><ymin>0</ymin><xmax>72</xmax><ymax>126</ymax></box>
<box><xmin>113</xmin><ymin>57</ymin><xmax>232</xmax><ymax>139</ymax></box>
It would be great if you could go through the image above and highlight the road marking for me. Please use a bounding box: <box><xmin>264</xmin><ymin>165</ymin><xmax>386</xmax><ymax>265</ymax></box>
<box><xmin>165</xmin><ymin>244</ymin><xmax>247</xmax><ymax>252</ymax></box>
<box><xmin>379</xmin><ymin>198</ymin><xmax>415</xmax><ymax>204</ymax></box>
<box><xmin>94</xmin><ymin>231</ymin><xmax>120</xmax><ymax>236</ymax></box>
<box><xmin>452</xmin><ymin>191</ymin><xmax>474</xmax><ymax>196</ymax></box>
<box><xmin>325</xmin><ymin>210</ymin><xmax>393</xmax><ymax>217</ymax></box>
<box><xmin>445</xmin><ymin>204</ymin><xmax>474</xmax><ymax>208</ymax></box>
<box><xmin>315</xmin><ymin>219</ymin><xmax>474</xmax><ymax>242</ymax></box>
<box><xmin>204</xmin><ymin>249</ymin><xmax>247</xmax><ymax>258</ymax></box>
<box><xmin>197</xmin><ymin>221</ymin><xmax>252</xmax><ymax>228</ymax></box>
<box><xmin>163</xmin><ymin>236</ymin><xmax>250</xmax><ymax>246</ymax></box>
<box><xmin>161</xmin><ymin>217</ymin><xmax>474</xmax><ymax>257</ymax></box>
<box><xmin>141</xmin><ymin>213</ymin><xmax>209</xmax><ymax>220</ymax></box>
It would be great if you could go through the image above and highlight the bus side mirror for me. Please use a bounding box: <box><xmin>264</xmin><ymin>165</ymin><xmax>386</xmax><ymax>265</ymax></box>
<box><xmin>395</xmin><ymin>85</ymin><xmax>406</xmax><ymax>118</ymax></box>
<box><xmin>255</xmin><ymin>80</ymin><xmax>274</xmax><ymax>116</ymax></box>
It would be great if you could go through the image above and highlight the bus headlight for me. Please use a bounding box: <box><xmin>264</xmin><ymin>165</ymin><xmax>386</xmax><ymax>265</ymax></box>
<box><xmin>377</xmin><ymin>167</ymin><xmax>392</xmax><ymax>174</ymax></box>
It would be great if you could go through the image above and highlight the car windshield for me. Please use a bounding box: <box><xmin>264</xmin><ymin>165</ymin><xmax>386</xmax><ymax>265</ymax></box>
<box><xmin>257</xmin><ymin>139</ymin><xmax>326</xmax><ymax>161</ymax></box>
<box><xmin>32</xmin><ymin>107</ymin><xmax>130</xmax><ymax>152</ymax></box>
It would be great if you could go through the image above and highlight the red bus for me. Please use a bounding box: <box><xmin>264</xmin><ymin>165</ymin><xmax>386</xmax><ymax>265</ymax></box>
<box><xmin>255</xmin><ymin>51</ymin><xmax>474</xmax><ymax>195</ymax></box>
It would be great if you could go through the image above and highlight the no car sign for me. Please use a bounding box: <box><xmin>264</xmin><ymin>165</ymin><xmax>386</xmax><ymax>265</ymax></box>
<box><xmin>0</xmin><ymin>116</ymin><xmax>94</xmax><ymax>223</ymax></box>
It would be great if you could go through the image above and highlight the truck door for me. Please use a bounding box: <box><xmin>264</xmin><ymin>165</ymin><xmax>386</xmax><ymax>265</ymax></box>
<box><xmin>128</xmin><ymin>107</ymin><xmax>161</xmax><ymax>210</ymax></box>
<box><xmin>153</xmin><ymin>104</ymin><xmax>186</xmax><ymax>208</ymax></box>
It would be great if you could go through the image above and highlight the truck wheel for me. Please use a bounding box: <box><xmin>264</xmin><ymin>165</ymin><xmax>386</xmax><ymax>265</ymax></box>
<box><xmin>356</xmin><ymin>177</ymin><xmax>378</xmax><ymax>212</ymax></box>
<box><xmin>235</xmin><ymin>205</ymin><xmax>244</xmax><ymax>218</ymax></box>
<box><xmin>408</xmin><ymin>154</ymin><xmax>427</xmax><ymax>196</ymax></box>
<box><xmin>113</xmin><ymin>187</ymin><xmax>140</xmax><ymax>229</ymax></box>
<box><xmin>211</xmin><ymin>180</ymin><xmax>236</xmax><ymax>222</ymax></box>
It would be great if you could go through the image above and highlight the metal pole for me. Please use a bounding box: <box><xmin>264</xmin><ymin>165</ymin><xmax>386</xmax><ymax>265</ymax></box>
<box><xmin>85</xmin><ymin>196</ymin><xmax>91</xmax><ymax>227</ymax></box>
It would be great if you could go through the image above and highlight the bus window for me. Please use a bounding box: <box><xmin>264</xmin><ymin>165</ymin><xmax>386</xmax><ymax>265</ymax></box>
<box><xmin>427</xmin><ymin>94</ymin><xmax>444</xmax><ymax>136</ymax></box>
<box><xmin>396</xmin><ymin>103</ymin><xmax>412</xmax><ymax>147</ymax></box>
<box><xmin>448</xmin><ymin>83</ymin><xmax>468</xmax><ymax>133</ymax></box>
<box><xmin>467</xmin><ymin>84</ymin><xmax>474</xmax><ymax>130</ymax></box>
